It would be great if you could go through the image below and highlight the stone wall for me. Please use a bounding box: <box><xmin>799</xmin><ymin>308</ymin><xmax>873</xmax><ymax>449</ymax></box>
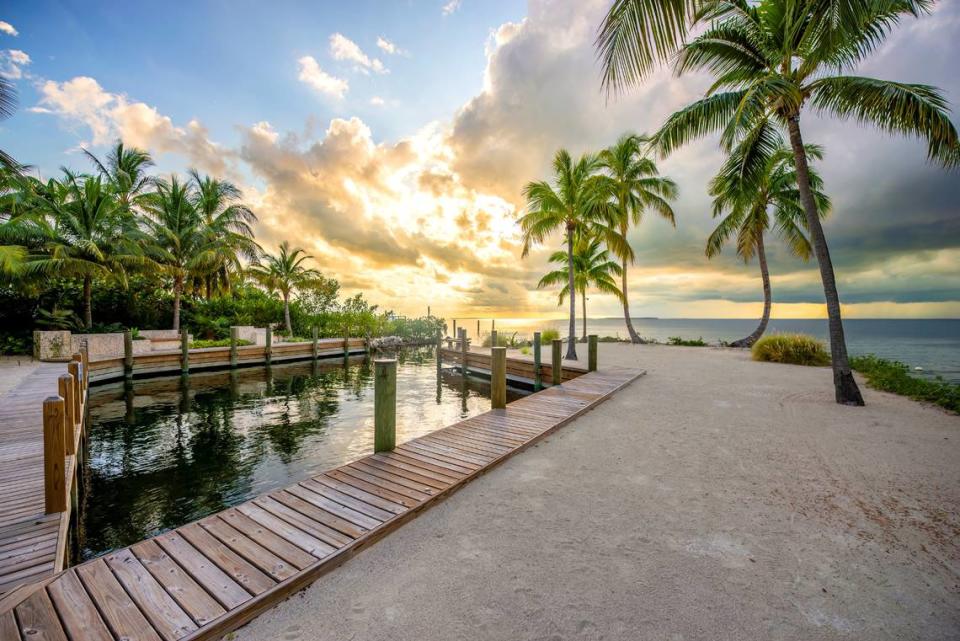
<box><xmin>34</xmin><ymin>330</ymin><xmax>188</xmax><ymax>361</ymax></box>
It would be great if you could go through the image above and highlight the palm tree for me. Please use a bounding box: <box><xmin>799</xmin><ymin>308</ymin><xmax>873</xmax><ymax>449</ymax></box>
<box><xmin>0</xmin><ymin>75</ymin><xmax>20</xmax><ymax>171</ymax></box>
<box><xmin>707</xmin><ymin>141</ymin><xmax>829</xmax><ymax>347</ymax></box>
<box><xmin>538</xmin><ymin>237</ymin><xmax>624</xmax><ymax>340</ymax></box>
<box><xmin>595</xmin><ymin>133</ymin><xmax>677</xmax><ymax>343</ymax></box>
<box><xmin>520</xmin><ymin>150</ymin><xmax>625</xmax><ymax>360</ymax></box>
<box><xmin>189</xmin><ymin>169</ymin><xmax>260</xmax><ymax>299</ymax></box>
<box><xmin>597</xmin><ymin>0</ymin><xmax>959</xmax><ymax>405</ymax></box>
<box><xmin>83</xmin><ymin>141</ymin><xmax>155</xmax><ymax>213</ymax></box>
<box><xmin>26</xmin><ymin>172</ymin><xmax>143</xmax><ymax>327</ymax></box>
<box><xmin>142</xmin><ymin>176</ymin><xmax>213</xmax><ymax>330</ymax></box>
<box><xmin>249</xmin><ymin>241</ymin><xmax>320</xmax><ymax>335</ymax></box>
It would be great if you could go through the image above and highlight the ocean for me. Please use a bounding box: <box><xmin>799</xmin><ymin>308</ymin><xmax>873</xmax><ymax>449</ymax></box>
<box><xmin>449</xmin><ymin>318</ymin><xmax>960</xmax><ymax>384</ymax></box>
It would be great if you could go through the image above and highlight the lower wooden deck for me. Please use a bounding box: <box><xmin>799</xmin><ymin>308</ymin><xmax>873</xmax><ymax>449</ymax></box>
<box><xmin>0</xmin><ymin>367</ymin><xmax>642</xmax><ymax>641</ymax></box>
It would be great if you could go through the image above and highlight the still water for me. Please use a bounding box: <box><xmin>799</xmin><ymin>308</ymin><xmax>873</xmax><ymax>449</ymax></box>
<box><xmin>77</xmin><ymin>348</ymin><xmax>522</xmax><ymax>562</ymax></box>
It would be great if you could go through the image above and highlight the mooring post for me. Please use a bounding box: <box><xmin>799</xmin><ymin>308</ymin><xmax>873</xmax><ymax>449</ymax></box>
<box><xmin>436</xmin><ymin>329</ymin><xmax>442</xmax><ymax>370</ymax></box>
<box><xmin>180</xmin><ymin>328</ymin><xmax>190</xmax><ymax>374</ymax></box>
<box><xmin>374</xmin><ymin>359</ymin><xmax>397</xmax><ymax>452</ymax></box>
<box><xmin>476</xmin><ymin>319</ymin><xmax>480</xmax><ymax>337</ymax></box>
<box><xmin>312</xmin><ymin>326</ymin><xmax>319</xmax><ymax>359</ymax></box>
<box><xmin>72</xmin><ymin>353</ymin><xmax>84</xmax><ymax>395</ymax></box>
<box><xmin>551</xmin><ymin>339</ymin><xmax>562</xmax><ymax>385</ymax></box>
<box><xmin>43</xmin><ymin>396</ymin><xmax>67</xmax><ymax>514</ymax></box>
<box><xmin>57</xmin><ymin>374</ymin><xmax>76</xmax><ymax>455</ymax></box>
<box><xmin>452</xmin><ymin>319</ymin><xmax>457</xmax><ymax>338</ymax></box>
<box><xmin>459</xmin><ymin>327</ymin><xmax>469</xmax><ymax>376</ymax></box>
<box><xmin>490</xmin><ymin>329</ymin><xmax>498</xmax><ymax>348</ymax></box>
<box><xmin>123</xmin><ymin>330</ymin><xmax>133</xmax><ymax>379</ymax></box>
<box><xmin>491</xmin><ymin>346</ymin><xmax>507</xmax><ymax>409</ymax></box>
<box><xmin>588</xmin><ymin>334</ymin><xmax>598</xmax><ymax>372</ymax></box>
<box><xmin>67</xmin><ymin>361</ymin><xmax>82</xmax><ymax>420</ymax></box>
<box><xmin>265</xmin><ymin>326</ymin><xmax>273</xmax><ymax>365</ymax></box>
<box><xmin>533</xmin><ymin>332</ymin><xmax>542</xmax><ymax>391</ymax></box>
<box><xmin>230</xmin><ymin>326</ymin><xmax>239</xmax><ymax>368</ymax></box>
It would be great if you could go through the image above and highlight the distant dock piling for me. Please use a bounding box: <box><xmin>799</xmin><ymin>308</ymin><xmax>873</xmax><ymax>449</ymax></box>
<box><xmin>374</xmin><ymin>359</ymin><xmax>397</xmax><ymax>452</ymax></box>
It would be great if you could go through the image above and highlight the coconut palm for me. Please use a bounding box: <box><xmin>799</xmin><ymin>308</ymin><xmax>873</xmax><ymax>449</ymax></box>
<box><xmin>83</xmin><ymin>141</ymin><xmax>155</xmax><ymax>214</ymax></box>
<box><xmin>520</xmin><ymin>149</ymin><xmax>626</xmax><ymax>360</ymax></box>
<box><xmin>538</xmin><ymin>237</ymin><xmax>624</xmax><ymax>340</ymax></box>
<box><xmin>249</xmin><ymin>241</ymin><xmax>320</xmax><ymax>335</ymax></box>
<box><xmin>0</xmin><ymin>76</ymin><xmax>19</xmax><ymax>171</ymax></box>
<box><xmin>595</xmin><ymin>133</ymin><xmax>677</xmax><ymax>343</ymax></box>
<box><xmin>189</xmin><ymin>169</ymin><xmax>261</xmax><ymax>299</ymax></box>
<box><xmin>597</xmin><ymin>0</ymin><xmax>960</xmax><ymax>405</ymax></box>
<box><xmin>707</xmin><ymin>141</ymin><xmax>829</xmax><ymax>347</ymax></box>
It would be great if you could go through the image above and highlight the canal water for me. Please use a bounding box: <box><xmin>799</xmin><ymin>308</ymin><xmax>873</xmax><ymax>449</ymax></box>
<box><xmin>75</xmin><ymin>348</ymin><xmax>522</xmax><ymax>562</ymax></box>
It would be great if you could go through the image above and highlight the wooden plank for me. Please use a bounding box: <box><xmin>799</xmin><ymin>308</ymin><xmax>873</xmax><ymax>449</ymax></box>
<box><xmin>199</xmin><ymin>517</ymin><xmax>298</xmax><ymax>581</ymax></box>
<box><xmin>75</xmin><ymin>559</ymin><xmax>163</xmax><ymax>641</ymax></box>
<box><xmin>252</xmin><ymin>497</ymin><xmax>352</xmax><ymax>548</ymax></box>
<box><xmin>176</xmin><ymin>524</ymin><xmax>275</xmax><ymax>597</ymax></box>
<box><xmin>105</xmin><ymin>548</ymin><xmax>198</xmax><ymax>641</ymax></box>
<box><xmin>46</xmin><ymin>572</ymin><xmax>113</xmax><ymax>641</ymax></box>
<box><xmin>0</xmin><ymin>610</ymin><xmax>19</xmax><ymax>641</ymax></box>
<box><xmin>283</xmin><ymin>484</ymin><xmax>383</xmax><ymax>530</ymax></box>
<box><xmin>296</xmin><ymin>479</ymin><xmax>395</xmax><ymax>523</ymax></box>
<box><xmin>153</xmin><ymin>531</ymin><xmax>252</xmax><ymax>610</ymax></box>
<box><xmin>308</xmin><ymin>475</ymin><xmax>408</xmax><ymax>515</ymax></box>
<box><xmin>217</xmin><ymin>510</ymin><xmax>317</xmax><ymax>571</ymax></box>
<box><xmin>348</xmin><ymin>460</ymin><xmax>441</xmax><ymax>494</ymax></box>
<box><xmin>14</xmin><ymin>589</ymin><xmax>67</xmax><ymax>641</ymax></box>
<box><xmin>130</xmin><ymin>540</ymin><xmax>226</xmax><ymax>627</ymax></box>
<box><xmin>370</xmin><ymin>453</ymin><xmax>460</xmax><ymax>484</ymax></box>
<box><xmin>335</xmin><ymin>466</ymin><xmax>432</xmax><ymax>502</ymax></box>
<box><xmin>234</xmin><ymin>503</ymin><xmax>337</xmax><ymax>558</ymax></box>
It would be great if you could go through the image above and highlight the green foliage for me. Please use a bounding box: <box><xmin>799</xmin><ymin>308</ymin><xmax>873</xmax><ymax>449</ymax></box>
<box><xmin>190</xmin><ymin>338</ymin><xmax>252</xmax><ymax>349</ymax></box>
<box><xmin>667</xmin><ymin>336</ymin><xmax>707</xmax><ymax>347</ymax></box>
<box><xmin>481</xmin><ymin>332</ymin><xmax>522</xmax><ymax>348</ymax></box>
<box><xmin>519</xmin><ymin>346</ymin><xmax>531</xmax><ymax>355</ymax></box>
<box><xmin>752</xmin><ymin>334</ymin><xmax>830</xmax><ymax>366</ymax></box>
<box><xmin>36</xmin><ymin>308</ymin><xmax>85</xmax><ymax>331</ymax></box>
<box><xmin>0</xmin><ymin>333</ymin><xmax>30</xmax><ymax>355</ymax></box>
<box><xmin>851</xmin><ymin>355</ymin><xmax>959</xmax><ymax>414</ymax></box>
<box><xmin>539</xmin><ymin>328</ymin><xmax>560</xmax><ymax>344</ymax></box>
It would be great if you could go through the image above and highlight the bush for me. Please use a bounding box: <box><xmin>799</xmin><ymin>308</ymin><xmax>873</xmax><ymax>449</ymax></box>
<box><xmin>539</xmin><ymin>328</ymin><xmax>560</xmax><ymax>344</ymax></box>
<box><xmin>851</xmin><ymin>355</ymin><xmax>959</xmax><ymax>413</ymax></box>
<box><xmin>751</xmin><ymin>334</ymin><xmax>830</xmax><ymax>366</ymax></box>
<box><xmin>189</xmin><ymin>338</ymin><xmax>253</xmax><ymax>349</ymax></box>
<box><xmin>668</xmin><ymin>336</ymin><xmax>707</xmax><ymax>347</ymax></box>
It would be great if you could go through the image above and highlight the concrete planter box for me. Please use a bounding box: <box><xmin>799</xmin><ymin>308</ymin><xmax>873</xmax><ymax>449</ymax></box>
<box><xmin>33</xmin><ymin>330</ymin><xmax>73</xmax><ymax>362</ymax></box>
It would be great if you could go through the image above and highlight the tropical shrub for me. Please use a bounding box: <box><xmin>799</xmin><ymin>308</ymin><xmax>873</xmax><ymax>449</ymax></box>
<box><xmin>668</xmin><ymin>336</ymin><xmax>706</xmax><ymax>346</ymax></box>
<box><xmin>752</xmin><ymin>334</ymin><xmax>830</xmax><ymax>366</ymax></box>
<box><xmin>189</xmin><ymin>338</ymin><xmax>252</xmax><ymax>349</ymax></box>
<box><xmin>539</xmin><ymin>328</ymin><xmax>560</xmax><ymax>344</ymax></box>
<box><xmin>851</xmin><ymin>355</ymin><xmax>959</xmax><ymax>414</ymax></box>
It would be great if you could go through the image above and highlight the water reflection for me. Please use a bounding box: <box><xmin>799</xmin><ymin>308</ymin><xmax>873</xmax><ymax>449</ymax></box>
<box><xmin>77</xmin><ymin>348</ymin><xmax>522</xmax><ymax>562</ymax></box>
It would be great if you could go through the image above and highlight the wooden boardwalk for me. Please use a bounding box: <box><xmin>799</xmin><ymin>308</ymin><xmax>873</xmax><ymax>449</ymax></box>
<box><xmin>0</xmin><ymin>367</ymin><xmax>642</xmax><ymax>641</ymax></box>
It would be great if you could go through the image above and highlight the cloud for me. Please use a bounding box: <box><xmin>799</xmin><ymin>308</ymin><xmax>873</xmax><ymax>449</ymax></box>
<box><xmin>376</xmin><ymin>37</ymin><xmax>405</xmax><ymax>56</ymax></box>
<box><xmin>297</xmin><ymin>55</ymin><xmax>348</xmax><ymax>99</ymax></box>
<box><xmin>0</xmin><ymin>21</ymin><xmax>16</xmax><ymax>37</ymax></box>
<box><xmin>442</xmin><ymin>0</ymin><xmax>461</xmax><ymax>17</ymax></box>
<box><xmin>329</xmin><ymin>33</ymin><xmax>387</xmax><ymax>75</ymax></box>
<box><xmin>0</xmin><ymin>48</ymin><xmax>29</xmax><ymax>79</ymax></box>
<box><xmin>369</xmin><ymin>96</ymin><xmax>385</xmax><ymax>107</ymax></box>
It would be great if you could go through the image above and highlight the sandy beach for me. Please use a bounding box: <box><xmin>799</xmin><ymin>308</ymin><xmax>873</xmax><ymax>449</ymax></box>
<box><xmin>235</xmin><ymin>343</ymin><xmax>959</xmax><ymax>641</ymax></box>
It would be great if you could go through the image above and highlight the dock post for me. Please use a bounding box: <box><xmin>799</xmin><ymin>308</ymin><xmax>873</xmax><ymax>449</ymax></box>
<box><xmin>67</xmin><ymin>361</ymin><xmax>82</xmax><ymax>420</ymax></box>
<box><xmin>551</xmin><ymin>339</ymin><xmax>562</xmax><ymax>385</ymax></box>
<box><xmin>491</xmin><ymin>346</ymin><xmax>507</xmax><ymax>409</ymax></box>
<box><xmin>80</xmin><ymin>341</ymin><xmax>89</xmax><ymax>388</ymax></box>
<box><xmin>57</xmin><ymin>374</ymin><xmax>76</xmax><ymax>456</ymax></box>
<box><xmin>452</xmin><ymin>319</ymin><xmax>457</xmax><ymax>338</ymax></box>
<box><xmin>459</xmin><ymin>328</ymin><xmax>469</xmax><ymax>376</ymax></box>
<box><xmin>477</xmin><ymin>319</ymin><xmax>480</xmax><ymax>337</ymax></box>
<box><xmin>533</xmin><ymin>332</ymin><xmax>542</xmax><ymax>391</ymax></box>
<box><xmin>43</xmin><ymin>396</ymin><xmax>67</xmax><ymax>514</ymax></box>
<box><xmin>265</xmin><ymin>326</ymin><xmax>273</xmax><ymax>366</ymax></box>
<box><xmin>490</xmin><ymin>330</ymin><xmax>498</xmax><ymax>348</ymax></box>
<box><xmin>312</xmin><ymin>326</ymin><xmax>319</xmax><ymax>359</ymax></box>
<box><xmin>180</xmin><ymin>329</ymin><xmax>190</xmax><ymax>375</ymax></box>
<box><xmin>436</xmin><ymin>329</ymin><xmax>442</xmax><ymax>370</ymax></box>
<box><xmin>71</xmin><ymin>353</ymin><xmax>84</xmax><ymax>396</ymax></box>
<box><xmin>588</xmin><ymin>334</ymin><xmax>598</xmax><ymax>372</ymax></box>
<box><xmin>230</xmin><ymin>327</ymin><xmax>239</xmax><ymax>368</ymax></box>
<box><xmin>374</xmin><ymin>359</ymin><xmax>397</xmax><ymax>452</ymax></box>
<box><xmin>123</xmin><ymin>330</ymin><xmax>133</xmax><ymax>379</ymax></box>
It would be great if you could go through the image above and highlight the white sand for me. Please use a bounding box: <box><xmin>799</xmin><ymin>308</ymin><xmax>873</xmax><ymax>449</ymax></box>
<box><xmin>0</xmin><ymin>355</ymin><xmax>38</xmax><ymax>397</ymax></box>
<box><xmin>232</xmin><ymin>344</ymin><xmax>958</xmax><ymax>640</ymax></box>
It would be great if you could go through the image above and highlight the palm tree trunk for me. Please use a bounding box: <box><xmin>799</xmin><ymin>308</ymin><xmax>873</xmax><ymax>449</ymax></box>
<box><xmin>172</xmin><ymin>276</ymin><xmax>182</xmax><ymax>331</ymax></box>
<box><xmin>82</xmin><ymin>276</ymin><xmax>93</xmax><ymax>328</ymax></box>
<box><xmin>730</xmin><ymin>235</ymin><xmax>771</xmax><ymax>348</ymax></box>
<box><xmin>582</xmin><ymin>292</ymin><xmax>587</xmax><ymax>340</ymax></box>
<box><xmin>283</xmin><ymin>293</ymin><xmax>292</xmax><ymax>335</ymax></box>
<box><xmin>621</xmin><ymin>256</ymin><xmax>644</xmax><ymax>343</ymax></box>
<box><xmin>787</xmin><ymin>116</ymin><xmax>863</xmax><ymax>406</ymax></box>
<box><xmin>565</xmin><ymin>224</ymin><xmax>578</xmax><ymax>360</ymax></box>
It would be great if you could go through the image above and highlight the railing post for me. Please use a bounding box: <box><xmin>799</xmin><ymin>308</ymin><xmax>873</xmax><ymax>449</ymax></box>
<box><xmin>459</xmin><ymin>327</ymin><xmax>469</xmax><ymax>377</ymax></box>
<box><xmin>123</xmin><ymin>330</ymin><xmax>133</xmax><ymax>379</ymax></box>
<box><xmin>58</xmin><ymin>374</ymin><xmax>76</xmax><ymax>456</ymax></box>
<box><xmin>551</xmin><ymin>339</ymin><xmax>562</xmax><ymax>385</ymax></box>
<box><xmin>490</xmin><ymin>330</ymin><xmax>498</xmax><ymax>348</ymax></box>
<box><xmin>374</xmin><ymin>359</ymin><xmax>397</xmax><ymax>452</ymax></box>
<box><xmin>588</xmin><ymin>334</ymin><xmax>598</xmax><ymax>372</ymax></box>
<box><xmin>230</xmin><ymin>326</ymin><xmax>239</xmax><ymax>368</ymax></box>
<box><xmin>80</xmin><ymin>341</ymin><xmax>89</xmax><ymax>388</ymax></box>
<box><xmin>43</xmin><ymin>396</ymin><xmax>67</xmax><ymax>513</ymax></box>
<box><xmin>312</xmin><ymin>326</ymin><xmax>319</xmax><ymax>359</ymax></box>
<box><xmin>533</xmin><ymin>332</ymin><xmax>542</xmax><ymax>391</ymax></box>
<box><xmin>180</xmin><ymin>329</ymin><xmax>190</xmax><ymax>375</ymax></box>
<box><xmin>67</xmin><ymin>361</ymin><xmax>82</xmax><ymax>420</ymax></box>
<box><xmin>436</xmin><ymin>329</ymin><xmax>442</xmax><ymax>371</ymax></box>
<box><xmin>265</xmin><ymin>326</ymin><xmax>272</xmax><ymax>366</ymax></box>
<box><xmin>72</xmin><ymin>353</ymin><xmax>84</xmax><ymax>395</ymax></box>
<box><xmin>491</xmin><ymin>346</ymin><xmax>507</xmax><ymax>409</ymax></box>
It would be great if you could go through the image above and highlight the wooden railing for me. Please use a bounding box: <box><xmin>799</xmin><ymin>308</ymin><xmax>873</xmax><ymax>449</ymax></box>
<box><xmin>42</xmin><ymin>347</ymin><xmax>89</xmax><ymax>515</ymax></box>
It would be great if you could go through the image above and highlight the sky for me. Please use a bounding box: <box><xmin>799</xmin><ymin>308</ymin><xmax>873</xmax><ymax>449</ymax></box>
<box><xmin>2</xmin><ymin>0</ymin><xmax>959</xmax><ymax>320</ymax></box>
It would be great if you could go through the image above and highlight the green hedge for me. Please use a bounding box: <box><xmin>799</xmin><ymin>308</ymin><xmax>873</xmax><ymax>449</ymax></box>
<box><xmin>752</xmin><ymin>334</ymin><xmax>830</xmax><ymax>366</ymax></box>
<box><xmin>851</xmin><ymin>355</ymin><xmax>959</xmax><ymax>413</ymax></box>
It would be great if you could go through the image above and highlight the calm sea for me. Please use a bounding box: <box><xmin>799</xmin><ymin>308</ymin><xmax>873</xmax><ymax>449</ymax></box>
<box><xmin>451</xmin><ymin>318</ymin><xmax>960</xmax><ymax>384</ymax></box>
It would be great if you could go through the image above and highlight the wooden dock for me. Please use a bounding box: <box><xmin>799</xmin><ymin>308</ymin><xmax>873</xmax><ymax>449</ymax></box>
<box><xmin>0</xmin><ymin>366</ymin><xmax>642</xmax><ymax>641</ymax></box>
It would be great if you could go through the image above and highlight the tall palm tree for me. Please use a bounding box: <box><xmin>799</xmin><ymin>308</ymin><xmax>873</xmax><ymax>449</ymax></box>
<box><xmin>597</xmin><ymin>0</ymin><xmax>959</xmax><ymax>405</ymax></box>
<box><xmin>707</xmin><ymin>141</ymin><xmax>829</xmax><ymax>347</ymax></box>
<box><xmin>83</xmin><ymin>141</ymin><xmax>155</xmax><ymax>214</ymax></box>
<box><xmin>249</xmin><ymin>241</ymin><xmax>320</xmax><ymax>335</ymax></box>
<box><xmin>538</xmin><ymin>237</ymin><xmax>624</xmax><ymax>340</ymax></box>
<box><xmin>520</xmin><ymin>149</ymin><xmax>625</xmax><ymax>360</ymax></box>
<box><xmin>189</xmin><ymin>169</ymin><xmax>260</xmax><ymax>299</ymax></box>
<box><xmin>595</xmin><ymin>133</ymin><xmax>678</xmax><ymax>343</ymax></box>
<box><xmin>142</xmin><ymin>176</ymin><xmax>214</xmax><ymax>330</ymax></box>
<box><xmin>0</xmin><ymin>75</ymin><xmax>20</xmax><ymax>171</ymax></box>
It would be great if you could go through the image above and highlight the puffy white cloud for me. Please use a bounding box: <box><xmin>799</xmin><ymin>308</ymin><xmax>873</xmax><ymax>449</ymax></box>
<box><xmin>369</xmin><ymin>96</ymin><xmax>385</xmax><ymax>107</ymax></box>
<box><xmin>442</xmin><ymin>0</ymin><xmax>461</xmax><ymax>17</ymax></box>
<box><xmin>0</xmin><ymin>21</ymin><xmax>17</xmax><ymax>37</ymax></box>
<box><xmin>329</xmin><ymin>33</ymin><xmax>387</xmax><ymax>75</ymax></box>
<box><xmin>376</xmin><ymin>37</ymin><xmax>404</xmax><ymax>56</ymax></box>
<box><xmin>297</xmin><ymin>55</ymin><xmax>348</xmax><ymax>99</ymax></box>
<box><xmin>0</xmin><ymin>48</ymin><xmax>29</xmax><ymax>79</ymax></box>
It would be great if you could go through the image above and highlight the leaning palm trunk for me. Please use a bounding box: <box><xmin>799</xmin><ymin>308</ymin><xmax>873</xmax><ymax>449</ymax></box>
<box><xmin>82</xmin><ymin>275</ymin><xmax>93</xmax><ymax>329</ymax></box>
<box><xmin>787</xmin><ymin>117</ymin><xmax>863</xmax><ymax>405</ymax></box>
<box><xmin>283</xmin><ymin>293</ymin><xmax>292</xmax><ymax>336</ymax></box>
<box><xmin>730</xmin><ymin>236</ymin><xmax>771</xmax><ymax>348</ymax></box>
<box><xmin>565</xmin><ymin>225</ymin><xmax>578</xmax><ymax>360</ymax></box>
<box><xmin>172</xmin><ymin>276</ymin><xmax>182</xmax><ymax>331</ymax></box>
<box><xmin>582</xmin><ymin>292</ymin><xmax>587</xmax><ymax>340</ymax></box>
<box><xmin>621</xmin><ymin>256</ymin><xmax>644</xmax><ymax>343</ymax></box>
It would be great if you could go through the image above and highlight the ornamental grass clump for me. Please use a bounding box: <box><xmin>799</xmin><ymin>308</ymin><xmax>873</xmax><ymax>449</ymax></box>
<box><xmin>752</xmin><ymin>334</ymin><xmax>830</xmax><ymax>366</ymax></box>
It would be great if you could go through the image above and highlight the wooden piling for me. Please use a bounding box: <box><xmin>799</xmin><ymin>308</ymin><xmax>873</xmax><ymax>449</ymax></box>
<box><xmin>180</xmin><ymin>329</ymin><xmax>190</xmax><ymax>374</ymax></box>
<box><xmin>452</xmin><ymin>319</ymin><xmax>457</xmax><ymax>338</ymax></box>
<box><xmin>490</xmin><ymin>330</ymin><xmax>498</xmax><ymax>348</ymax></box>
<box><xmin>67</xmin><ymin>361</ymin><xmax>82</xmax><ymax>420</ymax></box>
<box><xmin>373</xmin><ymin>359</ymin><xmax>397</xmax><ymax>452</ymax></box>
<box><xmin>533</xmin><ymin>332</ymin><xmax>542</xmax><ymax>391</ymax></box>
<box><xmin>551</xmin><ymin>339</ymin><xmax>562</xmax><ymax>385</ymax></box>
<box><xmin>265</xmin><ymin>326</ymin><xmax>273</xmax><ymax>365</ymax></box>
<box><xmin>230</xmin><ymin>327</ymin><xmax>239</xmax><ymax>368</ymax></box>
<box><xmin>460</xmin><ymin>328</ymin><xmax>469</xmax><ymax>376</ymax></box>
<box><xmin>57</xmin><ymin>374</ymin><xmax>76</xmax><ymax>456</ymax></box>
<box><xmin>491</xmin><ymin>346</ymin><xmax>507</xmax><ymax>409</ymax></box>
<box><xmin>312</xmin><ymin>326</ymin><xmax>319</xmax><ymax>359</ymax></box>
<box><xmin>123</xmin><ymin>330</ymin><xmax>133</xmax><ymax>378</ymax></box>
<box><xmin>588</xmin><ymin>334</ymin><xmax>598</xmax><ymax>372</ymax></box>
<box><xmin>436</xmin><ymin>329</ymin><xmax>442</xmax><ymax>370</ymax></box>
<box><xmin>43</xmin><ymin>396</ymin><xmax>67</xmax><ymax>514</ymax></box>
